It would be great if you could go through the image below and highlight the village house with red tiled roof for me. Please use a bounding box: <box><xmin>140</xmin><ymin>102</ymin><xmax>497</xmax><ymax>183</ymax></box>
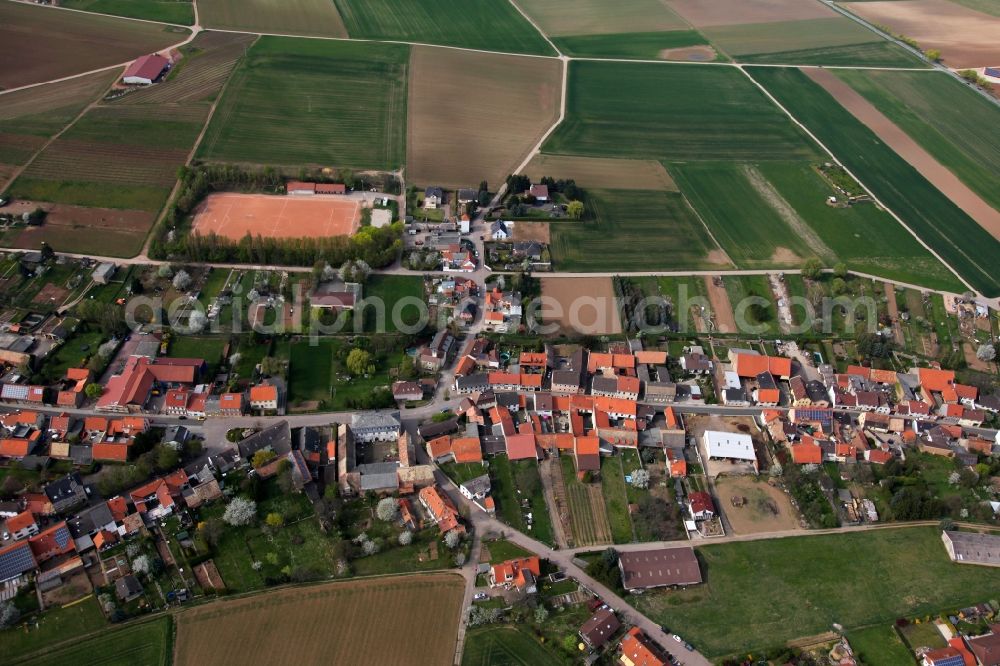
<box><xmin>489</xmin><ymin>556</ymin><xmax>540</xmax><ymax>593</ymax></box>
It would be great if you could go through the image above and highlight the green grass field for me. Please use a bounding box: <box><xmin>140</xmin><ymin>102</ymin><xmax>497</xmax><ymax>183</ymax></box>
<box><xmin>545</xmin><ymin>61</ymin><xmax>819</xmax><ymax>161</ymax></box>
<box><xmin>834</xmin><ymin>69</ymin><xmax>1000</xmax><ymax>213</ymax></box>
<box><xmin>358</xmin><ymin>275</ymin><xmax>425</xmax><ymax>333</ymax></box>
<box><xmin>516</xmin><ymin>0</ymin><xmax>687</xmax><ymax>37</ymax></box>
<box><xmin>748</xmin><ymin>66</ymin><xmax>1000</xmax><ymax>296</ymax></box>
<box><xmin>599</xmin><ymin>455</ymin><xmax>633</xmax><ymax>544</ymax></box>
<box><xmin>332</xmin><ymin>0</ymin><xmax>554</xmax><ymax>55</ymax></box>
<box><xmin>288</xmin><ymin>337</ymin><xmax>335</xmax><ymax>405</ymax></box>
<box><xmin>755</xmin><ymin>161</ymin><xmax>961</xmax><ymax>290</ymax></box>
<box><xmin>59</xmin><ymin>0</ymin><xmax>194</xmax><ymax>24</ymax></box>
<box><xmin>552</xmin><ymin>30</ymin><xmax>713</xmax><ymax>60</ymax></box>
<box><xmin>198</xmin><ymin>37</ymin><xmax>408</xmax><ymax>169</ymax></box>
<box><xmin>462</xmin><ymin>626</ymin><xmax>562</xmax><ymax>666</ymax></box>
<box><xmin>739</xmin><ymin>40</ymin><xmax>922</xmax><ymax>67</ymax></box>
<box><xmin>549</xmin><ymin>188</ymin><xmax>723</xmax><ymax>271</ymax></box>
<box><xmin>847</xmin><ymin>625</ymin><xmax>916</xmax><ymax>666</ymax></box>
<box><xmin>0</xmin><ymin>596</ymin><xmax>107</xmax><ymax>662</ymax></box>
<box><xmin>166</xmin><ymin>335</ymin><xmax>229</xmax><ymax>363</ymax></box>
<box><xmin>672</xmin><ymin>162</ymin><xmax>818</xmax><ymax>268</ymax></box>
<box><xmin>724</xmin><ymin>275</ymin><xmax>782</xmax><ymax>336</ymax></box>
<box><xmin>634</xmin><ymin>526</ymin><xmax>1000</xmax><ymax>659</ymax></box>
<box><xmin>11</xmin><ymin>616</ymin><xmax>172</xmax><ymax>666</ymax></box>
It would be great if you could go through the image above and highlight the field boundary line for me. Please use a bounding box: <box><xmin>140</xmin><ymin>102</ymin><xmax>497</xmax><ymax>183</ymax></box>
<box><xmin>505</xmin><ymin>0</ymin><xmax>561</xmax><ymax>57</ymax></box>
<box><xmin>737</xmin><ymin>65</ymin><xmax>975</xmax><ymax>295</ymax></box>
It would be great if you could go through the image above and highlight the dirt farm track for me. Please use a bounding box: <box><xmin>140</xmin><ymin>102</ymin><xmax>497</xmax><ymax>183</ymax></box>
<box><xmin>174</xmin><ymin>573</ymin><xmax>465</xmax><ymax>666</ymax></box>
<box><xmin>191</xmin><ymin>192</ymin><xmax>361</xmax><ymax>240</ymax></box>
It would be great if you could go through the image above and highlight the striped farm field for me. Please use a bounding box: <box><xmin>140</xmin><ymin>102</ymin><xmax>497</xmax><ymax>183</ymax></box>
<box><xmin>0</xmin><ymin>2</ymin><xmax>188</xmax><ymax>89</ymax></box>
<box><xmin>14</xmin><ymin>103</ymin><xmax>206</xmax><ymax>211</ymax></box>
<box><xmin>112</xmin><ymin>31</ymin><xmax>257</xmax><ymax>105</ymax></box>
<box><xmin>552</xmin><ymin>30</ymin><xmax>715</xmax><ymax>60</ymax></box>
<box><xmin>749</xmin><ymin>66</ymin><xmax>1000</xmax><ymax>296</ymax></box>
<box><xmin>833</xmin><ymin>69</ymin><xmax>1000</xmax><ymax>214</ymax></box>
<box><xmin>333</xmin><ymin>0</ymin><xmax>554</xmax><ymax>55</ymax></box>
<box><xmin>198</xmin><ymin>0</ymin><xmax>347</xmax><ymax>37</ymax></box>
<box><xmin>198</xmin><ymin>37</ymin><xmax>408</xmax><ymax>169</ymax></box>
<box><xmin>174</xmin><ymin>575</ymin><xmax>464</xmax><ymax>666</ymax></box>
<box><xmin>525</xmin><ymin>154</ymin><xmax>677</xmax><ymax>191</ymax></box>
<box><xmin>560</xmin><ymin>455</ymin><xmax>611</xmax><ymax>547</ymax></box>
<box><xmin>544</xmin><ymin>61</ymin><xmax>820</xmax><ymax>161</ymax></box>
<box><xmin>737</xmin><ymin>40</ymin><xmax>922</xmax><ymax>67</ymax></box>
<box><xmin>407</xmin><ymin>46</ymin><xmax>561</xmax><ymax>189</ymax></box>
<box><xmin>10</xmin><ymin>616</ymin><xmax>172</xmax><ymax>666</ymax></box>
<box><xmin>516</xmin><ymin>0</ymin><xmax>687</xmax><ymax>36</ymax></box>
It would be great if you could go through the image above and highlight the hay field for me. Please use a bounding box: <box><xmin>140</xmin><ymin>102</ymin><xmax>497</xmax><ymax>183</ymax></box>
<box><xmin>174</xmin><ymin>574</ymin><xmax>465</xmax><ymax>666</ymax></box>
<box><xmin>834</xmin><ymin>69</ymin><xmax>1000</xmax><ymax>214</ymax></box>
<box><xmin>0</xmin><ymin>69</ymin><xmax>117</xmax><ymax>180</ymax></box>
<box><xmin>516</xmin><ymin>0</ymin><xmax>687</xmax><ymax>36</ymax></box>
<box><xmin>198</xmin><ymin>0</ymin><xmax>347</xmax><ymax>37</ymax></box>
<box><xmin>199</xmin><ymin>37</ymin><xmax>408</xmax><ymax>169</ymax></box>
<box><xmin>749</xmin><ymin>66</ymin><xmax>998</xmax><ymax>296</ymax></box>
<box><xmin>841</xmin><ymin>0</ymin><xmax>1000</xmax><ymax>68</ymax></box>
<box><xmin>525</xmin><ymin>154</ymin><xmax>677</xmax><ymax>191</ymax></box>
<box><xmin>112</xmin><ymin>31</ymin><xmax>256</xmax><ymax>105</ymax></box>
<box><xmin>544</xmin><ymin>61</ymin><xmax>819</xmax><ymax>161</ymax></box>
<box><xmin>540</xmin><ymin>276</ymin><xmax>621</xmax><ymax>335</ymax></box>
<box><xmin>0</xmin><ymin>2</ymin><xmax>187</xmax><ymax>89</ymax></box>
<box><xmin>548</xmin><ymin>188</ymin><xmax>727</xmax><ymax>271</ymax></box>
<box><xmin>407</xmin><ymin>46</ymin><xmax>560</xmax><ymax>188</ymax></box>
<box><xmin>332</xmin><ymin>0</ymin><xmax>554</xmax><ymax>55</ymax></box>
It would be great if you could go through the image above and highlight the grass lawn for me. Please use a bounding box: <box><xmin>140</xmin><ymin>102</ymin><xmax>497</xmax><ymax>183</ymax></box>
<box><xmin>349</xmin><ymin>528</ymin><xmax>452</xmax><ymax>576</ymax></box>
<box><xmin>489</xmin><ymin>456</ymin><xmax>553</xmax><ymax>545</ymax></box>
<box><xmin>232</xmin><ymin>334</ymin><xmax>270</xmax><ymax>379</ymax></box>
<box><xmin>198</xmin><ymin>37</ymin><xmax>408</xmax><ymax>169</ymax></box>
<box><xmin>834</xmin><ymin>69</ymin><xmax>1000</xmax><ymax>213</ymax></box>
<box><xmin>724</xmin><ymin>275</ymin><xmax>782</xmax><ymax>336</ymax></box>
<box><xmin>358</xmin><ymin>274</ymin><xmax>425</xmax><ymax>333</ymax></box>
<box><xmin>332</xmin><ymin>0</ymin><xmax>554</xmax><ymax>55</ymax></box>
<box><xmin>748</xmin><ymin>66</ymin><xmax>1000</xmax><ymax>296</ymax></box>
<box><xmin>44</xmin><ymin>329</ymin><xmax>105</xmax><ymax>376</ymax></box>
<box><xmin>11</xmin><ymin>616</ymin><xmax>172</xmax><ymax>666</ymax></box>
<box><xmin>621</xmin><ymin>449</ymin><xmax>647</xmax><ymax>504</ymax></box>
<box><xmin>440</xmin><ymin>461</ymin><xmax>488</xmax><ymax>485</ymax></box>
<box><xmin>59</xmin><ymin>0</ymin><xmax>194</xmax><ymax>24</ymax></box>
<box><xmin>549</xmin><ymin>188</ymin><xmax>721</xmax><ymax>271</ymax></box>
<box><xmin>483</xmin><ymin>539</ymin><xmax>532</xmax><ymax>563</ymax></box>
<box><xmin>600</xmin><ymin>455</ymin><xmax>633</xmax><ymax>544</ymax></box>
<box><xmin>847</xmin><ymin>624</ymin><xmax>913</xmax><ymax>666</ymax></box>
<box><xmin>288</xmin><ymin>337</ymin><xmax>334</xmax><ymax>406</ymax></box>
<box><xmin>545</xmin><ymin>61</ymin><xmax>819</xmax><ymax>161</ymax></box>
<box><xmin>0</xmin><ymin>596</ymin><xmax>107</xmax><ymax>662</ymax></box>
<box><xmin>166</xmin><ymin>335</ymin><xmax>228</xmax><ymax>364</ymax></box>
<box><xmin>462</xmin><ymin>626</ymin><xmax>562</xmax><ymax>666</ymax></box>
<box><xmin>633</xmin><ymin>526</ymin><xmax>1000</xmax><ymax>659</ymax></box>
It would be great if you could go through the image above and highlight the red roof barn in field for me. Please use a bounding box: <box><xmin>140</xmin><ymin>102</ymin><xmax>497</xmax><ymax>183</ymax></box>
<box><xmin>123</xmin><ymin>54</ymin><xmax>169</xmax><ymax>85</ymax></box>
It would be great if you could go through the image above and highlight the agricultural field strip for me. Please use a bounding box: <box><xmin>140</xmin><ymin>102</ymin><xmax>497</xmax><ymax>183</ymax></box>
<box><xmin>736</xmin><ymin>66</ymin><xmax>972</xmax><ymax>293</ymax></box>
<box><xmin>13</xmin><ymin>0</ymin><xmax>193</xmax><ymax>28</ymax></box>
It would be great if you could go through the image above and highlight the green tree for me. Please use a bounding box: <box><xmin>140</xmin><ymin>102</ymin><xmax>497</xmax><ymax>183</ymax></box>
<box><xmin>154</xmin><ymin>444</ymin><xmax>179</xmax><ymax>471</ymax></box>
<box><xmin>252</xmin><ymin>449</ymin><xmax>276</xmax><ymax>468</ymax></box>
<box><xmin>830</xmin><ymin>277</ymin><xmax>848</xmax><ymax>296</ymax></box>
<box><xmin>833</xmin><ymin>262</ymin><xmax>848</xmax><ymax>279</ymax></box>
<box><xmin>265</xmin><ymin>512</ymin><xmax>284</xmax><ymax>528</ymax></box>
<box><xmin>566</xmin><ymin>200</ymin><xmax>584</xmax><ymax>220</ymax></box>
<box><xmin>346</xmin><ymin>348</ymin><xmax>373</xmax><ymax>376</ymax></box>
<box><xmin>84</xmin><ymin>383</ymin><xmax>103</xmax><ymax>399</ymax></box>
<box><xmin>802</xmin><ymin>258</ymin><xmax>824</xmax><ymax>280</ymax></box>
<box><xmin>925</xmin><ymin>48</ymin><xmax>941</xmax><ymax>62</ymax></box>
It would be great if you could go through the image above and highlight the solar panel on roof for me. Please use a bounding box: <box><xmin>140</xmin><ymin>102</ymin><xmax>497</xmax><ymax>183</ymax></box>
<box><xmin>0</xmin><ymin>542</ymin><xmax>35</xmax><ymax>580</ymax></box>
